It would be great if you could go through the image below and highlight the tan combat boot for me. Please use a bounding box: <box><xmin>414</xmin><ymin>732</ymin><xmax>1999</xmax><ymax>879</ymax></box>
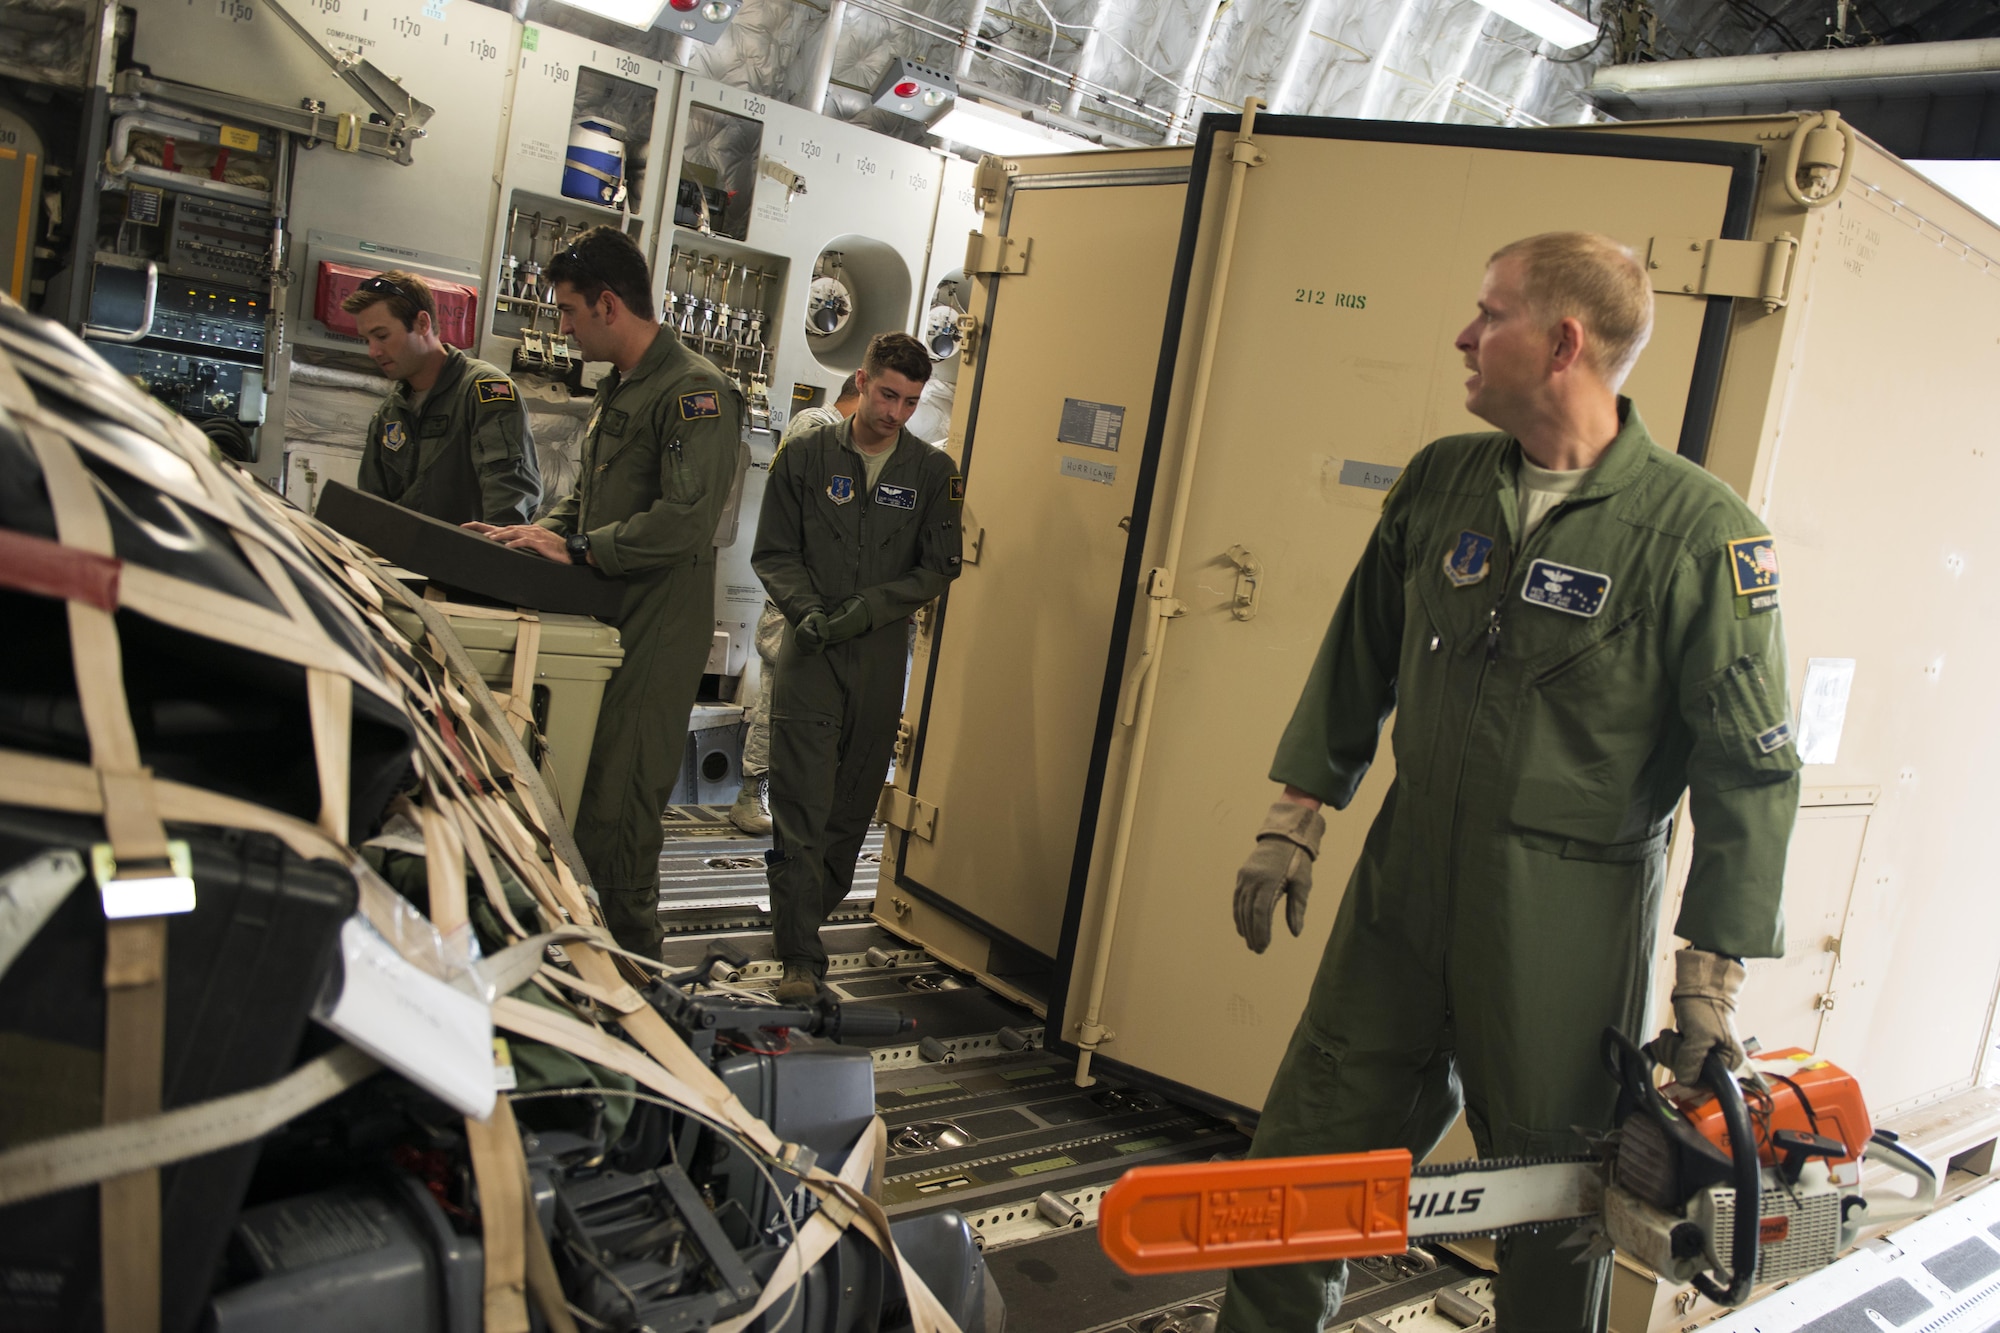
<box><xmin>775</xmin><ymin>962</ymin><xmax>819</xmax><ymax>1003</ymax></box>
<box><xmin>728</xmin><ymin>774</ymin><xmax>772</xmax><ymax>835</ymax></box>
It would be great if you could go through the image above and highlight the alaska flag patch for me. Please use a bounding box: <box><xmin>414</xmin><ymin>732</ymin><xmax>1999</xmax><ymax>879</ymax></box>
<box><xmin>1520</xmin><ymin>558</ymin><xmax>1612</xmax><ymax>618</ymax></box>
<box><xmin>827</xmin><ymin>474</ymin><xmax>855</xmax><ymax>505</ymax></box>
<box><xmin>475</xmin><ymin>377</ymin><xmax>517</xmax><ymax>405</ymax></box>
<box><xmin>1444</xmin><ymin>530</ymin><xmax>1495</xmax><ymax>587</ymax></box>
<box><xmin>382</xmin><ymin>420</ymin><xmax>408</xmax><ymax>452</ymax></box>
<box><xmin>1729</xmin><ymin>536</ymin><xmax>1781</xmax><ymax>595</ymax></box>
<box><xmin>876</xmin><ymin>483</ymin><xmax>917</xmax><ymax>510</ymax></box>
<box><xmin>680</xmin><ymin>390</ymin><xmax>720</xmax><ymax>421</ymax></box>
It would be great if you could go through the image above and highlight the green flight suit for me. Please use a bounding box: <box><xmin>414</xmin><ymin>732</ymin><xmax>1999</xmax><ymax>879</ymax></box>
<box><xmin>357</xmin><ymin>348</ymin><xmax>541</xmax><ymax>525</ymax></box>
<box><xmin>538</xmin><ymin>331</ymin><xmax>745</xmax><ymax>954</ymax></box>
<box><xmin>1220</xmin><ymin>403</ymin><xmax>1800</xmax><ymax>1333</ymax></box>
<box><xmin>751</xmin><ymin>418</ymin><xmax>962</xmax><ymax>973</ymax></box>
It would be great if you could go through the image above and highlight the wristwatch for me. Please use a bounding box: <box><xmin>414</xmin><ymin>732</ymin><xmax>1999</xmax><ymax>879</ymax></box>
<box><xmin>565</xmin><ymin>531</ymin><xmax>591</xmax><ymax>563</ymax></box>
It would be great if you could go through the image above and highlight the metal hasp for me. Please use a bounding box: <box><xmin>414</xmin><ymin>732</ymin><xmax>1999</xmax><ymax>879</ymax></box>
<box><xmin>112</xmin><ymin>0</ymin><xmax>435</xmax><ymax>166</ymax></box>
<box><xmin>1646</xmin><ymin>234</ymin><xmax>1799</xmax><ymax>312</ymax></box>
<box><xmin>1224</xmin><ymin>544</ymin><xmax>1261</xmax><ymax>620</ymax></box>
<box><xmin>1098</xmin><ymin>1149</ymin><xmax>1412</xmax><ymax>1275</ymax></box>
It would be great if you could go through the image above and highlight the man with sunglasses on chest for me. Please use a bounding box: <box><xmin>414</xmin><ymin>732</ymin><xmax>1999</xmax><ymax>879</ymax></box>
<box><xmin>345</xmin><ymin>271</ymin><xmax>541</xmax><ymax>526</ymax></box>
<box><xmin>1220</xmin><ymin>233</ymin><xmax>1801</xmax><ymax>1333</ymax></box>
<box><xmin>469</xmin><ymin>227</ymin><xmax>747</xmax><ymax>957</ymax></box>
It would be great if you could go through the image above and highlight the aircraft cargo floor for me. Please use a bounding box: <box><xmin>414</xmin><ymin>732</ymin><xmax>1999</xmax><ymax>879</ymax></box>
<box><xmin>656</xmin><ymin>816</ymin><xmax>1502</xmax><ymax>1333</ymax></box>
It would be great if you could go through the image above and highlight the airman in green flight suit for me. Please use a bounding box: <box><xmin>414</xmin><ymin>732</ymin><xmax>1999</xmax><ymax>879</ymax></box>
<box><xmin>347</xmin><ymin>270</ymin><xmax>541</xmax><ymax>526</ymax></box>
<box><xmin>472</xmin><ymin>227</ymin><xmax>746</xmax><ymax>957</ymax></box>
<box><xmin>1220</xmin><ymin>233</ymin><xmax>1801</xmax><ymax>1333</ymax></box>
<box><xmin>752</xmin><ymin>333</ymin><xmax>962</xmax><ymax>1003</ymax></box>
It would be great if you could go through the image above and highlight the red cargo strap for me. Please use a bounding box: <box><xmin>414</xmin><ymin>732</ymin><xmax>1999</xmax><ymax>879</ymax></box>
<box><xmin>0</xmin><ymin>528</ymin><xmax>121</xmax><ymax>611</ymax></box>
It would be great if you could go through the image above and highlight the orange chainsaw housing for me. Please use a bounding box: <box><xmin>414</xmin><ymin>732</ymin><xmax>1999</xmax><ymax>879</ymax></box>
<box><xmin>1672</xmin><ymin>1050</ymin><xmax>1873</xmax><ymax>1168</ymax></box>
<box><xmin>1097</xmin><ymin>1150</ymin><xmax>1412</xmax><ymax>1275</ymax></box>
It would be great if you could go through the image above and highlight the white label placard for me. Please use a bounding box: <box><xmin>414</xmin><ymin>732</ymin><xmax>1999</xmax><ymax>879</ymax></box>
<box><xmin>1798</xmin><ymin>657</ymin><xmax>1856</xmax><ymax>765</ymax></box>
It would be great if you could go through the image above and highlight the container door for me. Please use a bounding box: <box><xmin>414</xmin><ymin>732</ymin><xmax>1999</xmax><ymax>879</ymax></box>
<box><xmin>888</xmin><ymin>154</ymin><xmax>1193</xmax><ymax>977</ymax></box>
<box><xmin>1059</xmin><ymin>117</ymin><xmax>1760</xmax><ymax>1109</ymax></box>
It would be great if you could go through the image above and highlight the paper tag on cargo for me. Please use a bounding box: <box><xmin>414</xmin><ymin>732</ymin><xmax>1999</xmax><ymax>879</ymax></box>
<box><xmin>317</xmin><ymin>914</ymin><xmax>496</xmax><ymax>1119</ymax></box>
<box><xmin>1058</xmin><ymin>399</ymin><xmax>1125</xmax><ymax>452</ymax></box>
<box><xmin>1061</xmin><ymin>456</ymin><xmax>1116</xmax><ymax>486</ymax></box>
<box><xmin>1797</xmin><ymin>657</ymin><xmax>1856</xmax><ymax>765</ymax></box>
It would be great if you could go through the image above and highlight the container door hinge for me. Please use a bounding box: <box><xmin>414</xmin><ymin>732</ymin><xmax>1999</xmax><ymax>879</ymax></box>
<box><xmin>1646</xmin><ymin>234</ymin><xmax>1798</xmax><ymax>312</ymax></box>
<box><xmin>972</xmin><ymin>154</ymin><xmax>1012</xmax><ymax>214</ymax></box>
<box><xmin>966</xmin><ymin>230</ymin><xmax>1031</xmax><ymax>277</ymax></box>
<box><xmin>878</xmin><ymin>787</ymin><xmax>938</xmax><ymax>842</ymax></box>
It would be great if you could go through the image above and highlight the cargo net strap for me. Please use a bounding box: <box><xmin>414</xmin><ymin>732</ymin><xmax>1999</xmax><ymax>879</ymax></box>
<box><xmin>0</xmin><ymin>302</ymin><xmax>966</xmax><ymax>1333</ymax></box>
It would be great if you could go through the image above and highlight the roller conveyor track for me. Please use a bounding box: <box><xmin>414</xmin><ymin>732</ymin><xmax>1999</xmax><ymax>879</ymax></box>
<box><xmin>651</xmin><ymin>829</ymin><xmax>1502</xmax><ymax>1330</ymax></box>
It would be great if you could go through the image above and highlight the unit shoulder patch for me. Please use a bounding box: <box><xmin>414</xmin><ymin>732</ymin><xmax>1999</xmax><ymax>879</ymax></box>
<box><xmin>475</xmin><ymin>377</ymin><xmax>517</xmax><ymax>406</ymax></box>
<box><xmin>949</xmin><ymin>476</ymin><xmax>965</xmax><ymax>503</ymax></box>
<box><xmin>827</xmin><ymin>474</ymin><xmax>855</xmax><ymax>505</ymax></box>
<box><xmin>382</xmin><ymin>420</ymin><xmax>408</xmax><ymax>452</ymax></box>
<box><xmin>1519</xmin><ymin>557</ymin><xmax>1612</xmax><ymax>618</ymax></box>
<box><xmin>1444</xmin><ymin>530</ymin><xmax>1494</xmax><ymax>587</ymax></box>
<box><xmin>680</xmin><ymin>389</ymin><xmax>721</xmax><ymax>421</ymax></box>
<box><xmin>876</xmin><ymin>483</ymin><xmax>918</xmax><ymax>511</ymax></box>
<box><xmin>1728</xmin><ymin>535</ymin><xmax>1781</xmax><ymax>595</ymax></box>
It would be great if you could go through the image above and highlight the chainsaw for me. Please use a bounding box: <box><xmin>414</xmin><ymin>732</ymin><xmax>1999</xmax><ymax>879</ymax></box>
<box><xmin>1098</xmin><ymin>1030</ymin><xmax>1940</xmax><ymax>1304</ymax></box>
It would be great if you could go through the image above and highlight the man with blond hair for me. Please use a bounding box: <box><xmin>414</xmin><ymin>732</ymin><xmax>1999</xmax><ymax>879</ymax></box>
<box><xmin>1220</xmin><ymin>233</ymin><xmax>1799</xmax><ymax>1332</ymax></box>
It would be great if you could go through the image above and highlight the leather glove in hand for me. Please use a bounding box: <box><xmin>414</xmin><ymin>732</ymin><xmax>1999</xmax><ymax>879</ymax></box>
<box><xmin>822</xmin><ymin>595</ymin><xmax>872</xmax><ymax>646</ymax></box>
<box><xmin>1232</xmin><ymin>799</ymin><xmax>1327</xmax><ymax>953</ymax></box>
<box><xmin>1646</xmin><ymin>948</ymin><xmax>1749</xmax><ymax>1087</ymax></box>
<box><xmin>793</xmin><ymin>610</ymin><xmax>831</xmax><ymax>655</ymax></box>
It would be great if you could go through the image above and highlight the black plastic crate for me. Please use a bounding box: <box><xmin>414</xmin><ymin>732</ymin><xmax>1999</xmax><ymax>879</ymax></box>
<box><xmin>0</xmin><ymin>804</ymin><xmax>358</xmax><ymax>1333</ymax></box>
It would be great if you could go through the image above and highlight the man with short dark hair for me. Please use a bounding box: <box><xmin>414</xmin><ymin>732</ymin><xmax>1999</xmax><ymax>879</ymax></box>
<box><xmin>730</xmin><ymin>372</ymin><xmax>864</xmax><ymax>836</ymax></box>
<box><xmin>753</xmin><ymin>333</ymin><xmax>962</xmax><ymax>999</ymax></box>
<box><xmin>345</xmin><ymin>270</ymin><xmax>540</xmax><ymax>525</ymax></box>
<box><xmin>469</xmin><ymin>227</ymin><xmax>747</xmax><ymax>956</ymax></box>
<box><xmin>1219</xmin><ymin>233</ymin><xmax>1800</xmax><ymax>1333</ymax></box>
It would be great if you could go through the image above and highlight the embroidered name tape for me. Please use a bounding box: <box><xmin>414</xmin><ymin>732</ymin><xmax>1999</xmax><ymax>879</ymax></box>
<box><xmin>1444</xmin><ymin>531</ymin><xmax>1494</xmax><ymax>587</ymax></box>
<box><xmin>382</xmin><ymin>421</ymin><xmax>408</xmax><ymax>452</ymax></box>
<box><xmin>827</xmin><ymin>474</ymin><xmax>855</xmax><ymax>505</ymax></box>
<box><xmin>1520</xmin><ymin>558</ymin><xmax>1612</xmax><ymax>618</ymax></box>
<box><xmin>876</xmin><ymin>483</ymin><xmax>917</xmax><ymax>510</ymax></box>
<box><xmin>475</xmin><ymin>378</ymin><xmax>516</xmax><ymax>405</ymax></box>
<box><xmin>1729</xmin><ymin>535</ymin><xmax>1780</xmax><ymax>595</ymax></box>
<box><xmin>420</xmin><ymin>416</ymin><xmax>449</xmax><ymax>439</ymax></box>
<box><xmin>680</xmin><ymin>390</ymin><xmax>720</xmax><ymax>420</ymax></box>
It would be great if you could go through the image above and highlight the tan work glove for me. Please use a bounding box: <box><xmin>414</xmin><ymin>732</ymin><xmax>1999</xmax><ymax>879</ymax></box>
<box><xmin>1647</xmin><ymin>948</ymin><xmax>1750</xmax><ymax>1087</ymax></box>
<box><xmin>1232</xmin><ymin>799</ymin><xmax>1326</xmax><ymax>953</ymax></box>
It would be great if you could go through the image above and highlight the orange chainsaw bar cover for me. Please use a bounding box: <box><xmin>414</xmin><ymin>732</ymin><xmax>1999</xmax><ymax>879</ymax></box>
<box><xmin>1098</xmin><ymin>1150</ymin><xmax>1412</xmax><ymax>1275</ymax></box>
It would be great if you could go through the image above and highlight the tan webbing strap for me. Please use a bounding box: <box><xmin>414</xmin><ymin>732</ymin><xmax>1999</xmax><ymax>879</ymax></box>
<box><xmin>307</xmin><ymin>668</ymin><xmax>353</xmax><ymax>844</ymax></box>
<box><xmin>464</xmin><ymin>1097</ymin><xmax>531</xmax><ymax>1333</ymax></box>
<box><xmin>21</xmin><ymin>419</ymin><xmax>175</xmax><ymax>1333</ymax></box>
<box><xmin>0</xmin><ymin>1045</ymin><xmax>381</xmax><ymax>1207</ymax></box>
<box><xmin>419</xmin><ymin>802</ymin><xmax>469</xmax><ymax>942</ymax></box>
<box><xmin>504</xmin><ymin>613</ymin><xmax>541</xmax><ymax>740</ymax></box>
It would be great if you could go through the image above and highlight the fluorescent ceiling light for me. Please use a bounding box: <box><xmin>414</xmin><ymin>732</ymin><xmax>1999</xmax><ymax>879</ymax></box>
<box><xmin>930</xmin><ymin>100</ymin><xmax>1099</xmax><ymax>157</ymax></box>
<box><xmin>547</xmin><ymin>0</ymin><xmax>668</xmax><ymax>31</ymax></box>
<box><xmin>1473</xmin><ymin>0</ymin><xmax>1599</xmax><ymax>50</ymax></box>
